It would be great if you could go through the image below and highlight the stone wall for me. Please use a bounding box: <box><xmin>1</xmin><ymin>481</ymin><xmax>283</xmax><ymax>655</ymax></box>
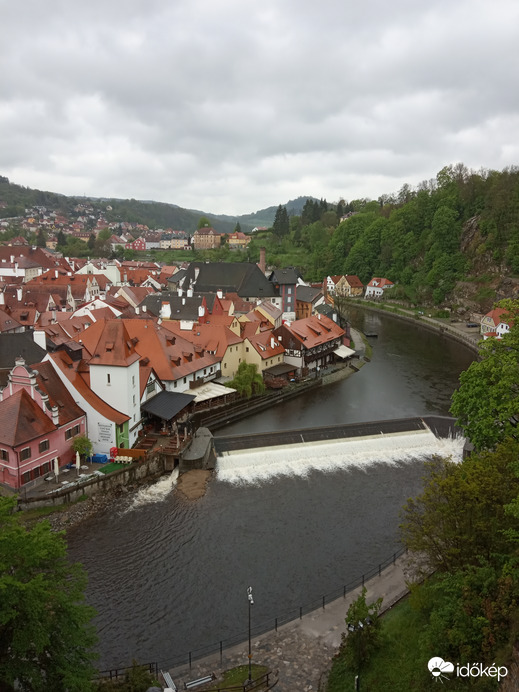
<box><xmin>18</xmin><ymin>455</ymin><xmax>167</xmax><ymax>510</ymax></box>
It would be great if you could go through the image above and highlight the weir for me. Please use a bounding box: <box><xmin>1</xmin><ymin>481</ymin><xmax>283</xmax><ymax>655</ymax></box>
<box><xmin>215</xmin><ymin>416</ymin><xmax>464</xmax><ymax>484</ymax></box>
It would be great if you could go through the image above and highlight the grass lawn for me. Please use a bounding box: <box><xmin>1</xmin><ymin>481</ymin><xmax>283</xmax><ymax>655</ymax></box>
<box><xmin>327</xmin><ymin>598</ymin><xmax>433</xmax><ymax>692</ymax></box>
<box><xmin>97</xmin><ymin>462</ymin><xmax>127</xmax><ymax>474</ymax></box>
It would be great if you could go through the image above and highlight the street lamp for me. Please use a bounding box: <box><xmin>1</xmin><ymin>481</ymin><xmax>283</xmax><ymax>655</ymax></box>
<box><xmin>347</xmin><ymin>617</ymin><xmax>373</xmax><ymax>690</ymax></box>
<box><xmin>247</xmin><ymin>586</ymin><xmax>254</xmax><ymax>683</ymax></box>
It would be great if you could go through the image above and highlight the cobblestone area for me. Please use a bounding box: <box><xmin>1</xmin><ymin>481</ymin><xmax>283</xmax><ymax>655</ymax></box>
<box><xmin>169</xmin><ymin>627</ymin><xmax>335</xmax><ymax>691</ymax></box>
<box><xmin>167</xmin><ymin>557</ymin><xmax>411</xmax><ymax>692</ymax></box>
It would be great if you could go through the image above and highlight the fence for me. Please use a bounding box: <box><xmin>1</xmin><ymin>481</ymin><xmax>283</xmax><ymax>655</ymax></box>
<box><xmin>96</xmin><ymin>545</ymin><xmax>408</xmax><ymax>680</ymax></box>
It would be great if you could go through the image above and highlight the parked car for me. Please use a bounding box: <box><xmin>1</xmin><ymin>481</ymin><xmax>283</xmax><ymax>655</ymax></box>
<box><xmin>466</xmin><ymin>322</ymin><xmax>479</xmax><ymax>328</ymax></box>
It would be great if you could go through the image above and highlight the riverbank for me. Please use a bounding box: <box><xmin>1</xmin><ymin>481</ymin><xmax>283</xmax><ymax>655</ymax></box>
<box><xmin>165</xmin><ymin>552</ymin><xmax>413</xmax><ymax>692</ymax></box>
<box><xmin>346</xmin><ymin>299</ymin><xmax>481</xmax><ymax>354</ymax></box>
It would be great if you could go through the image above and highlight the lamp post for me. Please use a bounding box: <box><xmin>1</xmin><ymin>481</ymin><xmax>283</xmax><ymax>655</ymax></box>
<box><xmin>247</xmin><ymin>586</ymin><xmax>254</xmax><ymax>682</ymax></box>
<box><xmin>347</xmin><ymin>617</ymin><xmax>372</xmax><ymax>690</ymax></box>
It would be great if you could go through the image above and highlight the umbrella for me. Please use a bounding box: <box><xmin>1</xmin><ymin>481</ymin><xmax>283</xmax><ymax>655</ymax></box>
<box><xmin>76</xmin><ymin>451</ymin><xmax>81</xmax><ymax>474</ymax></box>
<box><xmin>53</xmin><ymin>457</ymin><xmax>59</xmax><ymax>480</ymax></box>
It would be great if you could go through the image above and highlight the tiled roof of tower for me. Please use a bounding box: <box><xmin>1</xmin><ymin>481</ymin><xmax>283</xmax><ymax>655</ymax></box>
<box><xmin>79</xmin><ymin>319</ymin><xmax>141</xmax><ymax>367</ymax></box>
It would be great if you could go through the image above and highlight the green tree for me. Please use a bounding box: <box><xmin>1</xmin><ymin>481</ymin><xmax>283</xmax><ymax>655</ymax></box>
<box><xmin>0</xmin><ymin>496</ymin><xmax>98</xmax><ymax>691</ymax></box>
<box><xmin>400</xmin><ymin>440</ymin><xmax>519</xmax><ymax>575</ymax></box>
<box><xmin>56</xmin><ymin>229</ymin><xmax>66</xmax><ymax>247</ymax></box>
<box><xmin>450</xmin><ymin>299</ymin><xmax>519</xmax><ymax>450</ymax></box>
<box><xmin>35</xmin><ymin>229</ymin><xmax>46</xmax><ymax>247</ymax></box>
<box><xmin>272</xmin><ymin>205</ymin><xmax>289</xmax><ymax>238</ymax></box>
<box><xmin>234</xmin><ymin>222</ymin><xmax>241</xmax><ymax>234</ymax></box>
<box><xmin>72</xmin><ymin>434</ymin><xmax>93</xmax><ymax>461</ymax></box>
<box><xmin>341</xmin><ymin>588</ymin><xmax>383</xmax><ymax>674</ymax></box>
<box><xmin>197</xmin><ymin>216</ymin><xmax>211</xmax><ymax>229</ymax></box>
<box><xmin>226</xmin><ymin>362</ymin><xmax>265</xmax><ymax>398</ymax></box>
<box><xmin>87</xmin><ymin>233</ymin><xmax>96</xmax><ymax>251</ymax></box>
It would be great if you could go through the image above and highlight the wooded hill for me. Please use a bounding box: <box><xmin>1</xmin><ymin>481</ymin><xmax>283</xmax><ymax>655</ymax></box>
<box><xmin>255</xmin><ymin>164</ymin><xmax>519</xmax><ymax>310</ymax></box>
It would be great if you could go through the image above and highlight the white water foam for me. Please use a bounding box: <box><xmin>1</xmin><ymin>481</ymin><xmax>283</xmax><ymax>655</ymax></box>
<box><xmin>129</xmin><ymin>467</ymin><xmax>179</xmax><ymax>508</ymax></box>
<box><xmin>216</xmin><ymin>430</ymin><xmax>465</xmax><ymax>484</ymax></box>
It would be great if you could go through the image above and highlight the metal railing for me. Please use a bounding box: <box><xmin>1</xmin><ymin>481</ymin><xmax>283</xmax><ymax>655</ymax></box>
<box><xmin>96</xmin><ymin>545</ymin><xmax>408</xmax><ymax>680</ymax></box>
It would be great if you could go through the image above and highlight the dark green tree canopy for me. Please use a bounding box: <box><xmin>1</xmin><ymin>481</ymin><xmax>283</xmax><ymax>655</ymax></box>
<box><xmin>450</xmin><ymin>299</ymin><xmax>519</xmax><ymax>450</ymax></box>
<box><xmin>0</xmin><ymin>497</ymin><xmax>98</xmax><ymax>691</ymax></box>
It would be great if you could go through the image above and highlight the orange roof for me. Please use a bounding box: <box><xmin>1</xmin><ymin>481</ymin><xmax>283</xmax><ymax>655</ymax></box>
<box><xmin>284</xmin><ymin>314</ymin><xmax>344</xmax><ymax>348</ymax></box>
<box><xmin>78</xmin><ymin>319</ymin><xmax>140</xmax><ymax>367</ymax></box>
<box><xmin>162</xmin><ymin>320</ymin><xmax>240</xmax><ymax>359</ymax></box>
<box><xmin>0</xmin><ymin>389</ymin><xmax>56</xmax><ymax>447</ymax></box>
<box><xmin>484</xmin><ymin>307</ymin><xmax>512</xmax><ymax>327</ymax></box>
<box><xmin>246</xmin><ymin>331</ymin><xmax>285</xmax><ymax>360</ymax></box>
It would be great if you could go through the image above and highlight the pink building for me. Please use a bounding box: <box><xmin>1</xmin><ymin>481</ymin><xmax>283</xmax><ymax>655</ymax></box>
<box><xmin>0</xmin><ymin>358</ymin><xmax>86</xmax><ymax>491</ymax></box>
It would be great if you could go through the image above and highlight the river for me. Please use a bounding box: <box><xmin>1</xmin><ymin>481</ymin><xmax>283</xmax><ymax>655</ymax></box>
<box><xmin>67</xmin><ymin>306</ymin><xmax>475</xmax><ymax>670</ymax></box>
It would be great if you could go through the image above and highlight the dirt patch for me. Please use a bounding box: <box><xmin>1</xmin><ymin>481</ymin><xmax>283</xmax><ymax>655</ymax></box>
<box><xmin>176</xmin><ymin>469</ymin><xmax>212</xmax><ymax>500</ymax></box>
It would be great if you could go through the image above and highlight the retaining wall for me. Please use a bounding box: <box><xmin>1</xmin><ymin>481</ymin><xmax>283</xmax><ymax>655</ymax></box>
<box><xmin>18</xmin><ymin>454</ymin><xmax>167</xmax><ymax>510</ymax></box>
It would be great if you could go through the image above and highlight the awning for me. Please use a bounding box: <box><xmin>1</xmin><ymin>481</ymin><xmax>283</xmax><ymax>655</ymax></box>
<box><xmin>190</xmin><ymin>381</ymin><xmax>236</xmax><ymax>403</ymax></box>
<box><xmin>141</xmin><ymin>391</ymin><xmax>195</xmax><ymax>421</ymax></box>
<box><xmin>334</xmin><ymin>345</ymin><xmax>356</xmax><ymax>359</ymax></box>
<box><xmin>263</xmin><ymin>363</ymin><xmax>297</xmax><ymax>376</ymax></box>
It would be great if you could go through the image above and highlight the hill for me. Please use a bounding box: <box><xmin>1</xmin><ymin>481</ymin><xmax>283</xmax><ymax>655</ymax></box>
<box><xmin>0</xmin><ymin>177</ymin><xmax>315</xmax><ymax>234</ymax></box>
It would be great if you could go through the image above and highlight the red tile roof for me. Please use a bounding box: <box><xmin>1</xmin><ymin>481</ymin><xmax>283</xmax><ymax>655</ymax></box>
<box><xmin>0</xmin><ymin>389</ymin><xmax>55</xmax><ymax>446</ymax></box>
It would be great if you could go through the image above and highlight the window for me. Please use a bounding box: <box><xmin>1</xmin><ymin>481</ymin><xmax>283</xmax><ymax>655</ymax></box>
<box><xmin>133</xmin><ymin>395</ymin><xmax>136</xmax><ymax>405</ymax></box>
<box><xmin>42</xmin><ymin>462</ymin><xmax>50</xmax><ymax>474</ymax></box>
<box><xmin>65</xmin><ymin>425</ymin><xmax>80</xmax><ymax>440</ymax></box>
<box><xmin>20</xmin><ymin>447</ymin><xmax>32</xmax><ymax>461</ymax></box>
<box><xmin>132</xmin><ymin>375</ymin><xmax>135</xmax><ymax>387</ymax></box>
<box><xmin>288</xmin><ymin>287</ymin><xmax>292</xmax><ymax>294</ymax></box>
<box><xmin>107</xmin><ymin>373</ymin><xmax>111</xmax><ymax>385</ymax></box>
<box><xmin>39</xmin><ymin>440</ymin><xmax>50</xmax><ymax>453</ymax></box>
<box><xmin>174</xmin><ymin>381</ymin><xmax>177</xmax><ymax>388</ymax></box>
<box><xmin>22</xmin><ymin>471</ymin><xmax>31</xmax><ymax>484</ymax></box>
<box><xmin>0</xmin><ymin>449</ymin><xmax>8</xmax><ymax>461</ymax></box>
<box><xmin>183</xmin><ymin>377</ymin><xmax>186</xmax><ymax>384</ymax></box>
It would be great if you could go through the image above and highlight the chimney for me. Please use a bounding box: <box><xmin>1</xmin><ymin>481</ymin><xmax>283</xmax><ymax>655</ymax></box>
<box><xmin>217</xmin><ymin>289</ymin><xmax>223</xmax><ymax>299</ymax></box>
<box><xmin>142</xmin><ymin>305</ymin><xmax>147</xmax><ymax>313</ymax></box>
<box><xmin>55</xmin><ymin>269</ymin><xmax>58</xmax><ymax>278</ymax></box>
<box><xmin>10</xmin><ymin>255</ymin><xmax>14</xmax><ymax>263</ymax></box>
<box><xmin>271</xmin><ymin>337</ymin><xmax>275</xmax><ymax>349</ymax></box>
<box><xmin>177</xmin><ymin>287</ymin><xmax>183</xmax><ymax>297</ymax></box>
<box><xmin>182</xmin><ymin>297</ymin><xmax>186</xmax><ymax>305</ymax></box>
<box><xmin>160</xmin><ymin>301</ymin><xmax>171</xmax><ymax>319</ymax></box>
<box><xmin>187</xmin><ymin>288</ymin><xmax>193</xmax><ymax>298</ymax></box>
<box><xmin>259</xmin><ymin>247</ymin><xmax>266</xmax><ymax>274</ymax></box>
<box><xmin>198</xmin><ymin>304</ymin><xmax>206</xmax><ymax>323</ymax></box>
<box><xmin>17</xmin><ymin>287</ymin><xmax>22</xmax><ymax>301</ymax></box>
<box><xmin>51</xmin><ymin>406</ymin><xmax>59</xmax><ymax>425</ymax></box>
<box><xmin>135</xmin><ymin>306</ymin><xmax>140</xmax><ymax>315</ymax></box>
<box><xmin>0</xmin><ymin>291</ymin><xmax>4</xmax><ymax>305</ymax></box>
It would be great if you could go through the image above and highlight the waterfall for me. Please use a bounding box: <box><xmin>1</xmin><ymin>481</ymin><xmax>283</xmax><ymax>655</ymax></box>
<box><xmin>217</xmin><ymin>429</ymin><xmax>464</xmax><ymax>484</ymax></box>
<box><xmin>128</xmin><ymin>467</ymin><xmax>179</xmax><ymax>508</ymax></box>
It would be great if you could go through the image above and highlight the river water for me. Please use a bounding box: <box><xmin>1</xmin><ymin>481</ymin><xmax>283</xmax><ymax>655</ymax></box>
<box><xmin>67</xmin><ymin>307</ymin><xmax>475</xmax><ymax>670</ymax></box>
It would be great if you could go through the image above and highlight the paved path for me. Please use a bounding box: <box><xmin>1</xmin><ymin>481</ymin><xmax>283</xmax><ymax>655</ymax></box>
<box><xmin>166</xmin><ymin>554</ymin><xmax>413</xmax><ymax>691</ymax></box>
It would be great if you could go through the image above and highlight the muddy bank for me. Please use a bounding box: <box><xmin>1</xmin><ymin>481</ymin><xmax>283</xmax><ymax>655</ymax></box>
<box><xmin>176</xmin><ymin>469</ymin><xmax>212</xmax><ymax>500</ymax></box>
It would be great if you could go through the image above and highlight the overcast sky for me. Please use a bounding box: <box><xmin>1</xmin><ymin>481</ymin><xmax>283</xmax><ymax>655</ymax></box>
<box><xmin>2</xmin><ymin>0</ymin><xmax>519</xmax><ymax>215</ymax></box>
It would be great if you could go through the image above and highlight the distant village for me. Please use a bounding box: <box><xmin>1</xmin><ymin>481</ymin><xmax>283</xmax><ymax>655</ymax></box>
<box><xmin>0</xmin><ymin>203</ymin><xmax>507</xmax><ymax>494</ymax></box>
